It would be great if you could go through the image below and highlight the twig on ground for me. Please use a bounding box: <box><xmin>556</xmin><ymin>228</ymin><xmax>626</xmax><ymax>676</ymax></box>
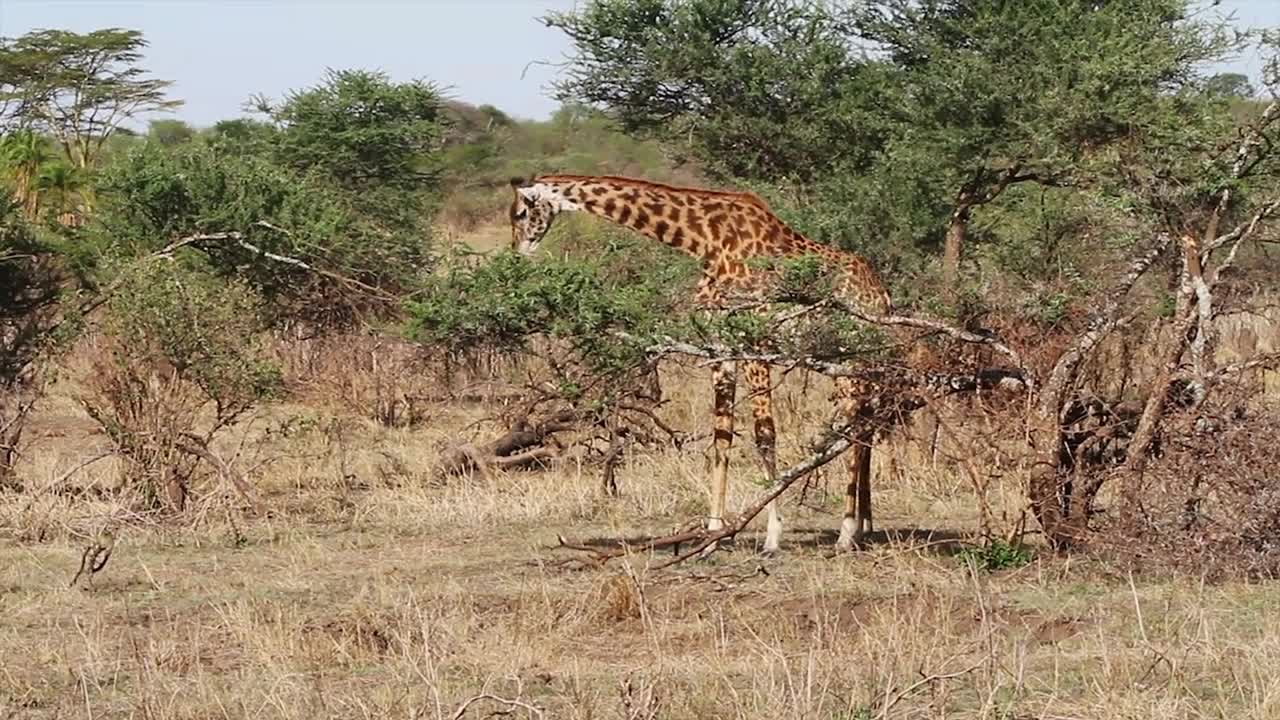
<box><xmin>449</xmin><ymin>693</ymin><xmax>544</xmax><ymax>720</ymax></box>
<box><xmin>878</xmin><ymin>658</ymin><xmax>986</xmax><ymax>720</ymax></box>
<box><xmin>556</xmin><ymin>416</ymin><xmax>861</xmax><ymax>568</ymax></box>
<box><xmin>69</xmin><ymin>534</ymin><xmax>114</xmax><ymax>589</ymax></box>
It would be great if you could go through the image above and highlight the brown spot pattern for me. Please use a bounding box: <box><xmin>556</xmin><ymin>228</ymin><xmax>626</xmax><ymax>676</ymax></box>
<box><xmin>522</xmin><ymin>172</ymin><xmax>904</xmax><ymax>552</ymax></box>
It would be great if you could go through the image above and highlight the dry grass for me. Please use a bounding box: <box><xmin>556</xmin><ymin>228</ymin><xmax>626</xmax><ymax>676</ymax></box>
<box><xmin>5</xmin><ymin>353</ymin><xmax>1280</xmax><ymax>720</ymax></box>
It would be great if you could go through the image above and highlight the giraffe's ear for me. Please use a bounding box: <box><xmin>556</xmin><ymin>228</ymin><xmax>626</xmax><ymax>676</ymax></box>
<box><xmin>515</xmin><ymin>185</ymin><xmax>537</xmax><ymax>203</ymax></box>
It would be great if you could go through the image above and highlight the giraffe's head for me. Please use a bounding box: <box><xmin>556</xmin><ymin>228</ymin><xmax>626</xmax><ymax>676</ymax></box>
<box><xmin>508</xmin><ymin>177</ymin><xmax>580</xmax><ymax>256</ymax></box>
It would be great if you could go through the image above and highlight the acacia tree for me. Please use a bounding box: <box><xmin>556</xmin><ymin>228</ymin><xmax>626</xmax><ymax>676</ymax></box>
<box><xmin>89</xmin><ymin>68</ymin><xmax>449</xmax><ymax>327</ymax></box>
<box><xmin>548</xmin><ymin>0</ymin><xmax>1241</xmax><ymax>295</ymax></box>
<box><xmin>0</xmin><ymin>28</ymin><xmax>180</xmax><ymax>171</ymax></box>
<box><xmin>545</xmin><ymin>0</ymin><xmax>891</xmax><ymax>182</ymax></box>
<box><xmin>251</xmin><ymin>69</ymin><xmax>446</xmax><ymax>231</ymax></box>
<box><xmin>845</xmin><ymin>0</ymin><xmax>1238</xmax><ymax>294</ymax></box>
<box><xmin>147</xmin><ymin>119</ymin><xmax>195</xmax><ymax>147</ymax></box>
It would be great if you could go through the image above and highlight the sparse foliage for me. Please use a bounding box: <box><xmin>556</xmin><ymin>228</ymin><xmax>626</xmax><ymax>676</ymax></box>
<box><xmin>91</xmin><ymin>137</ymin><xmax>431</xmax><ymax>324</ymax></box>
<box><xmin>81</xmin><ymin>260</ymin><xmax>278</xmax><ymax>512</ymax></box>
<box><xmin>0</xmin><ymin>28</ymin><xmax>181</xmax><ymax>170</ymax></box>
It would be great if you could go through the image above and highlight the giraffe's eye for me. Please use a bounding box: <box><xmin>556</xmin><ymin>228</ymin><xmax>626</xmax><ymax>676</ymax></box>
<box><xmin>514</xmin><ymin>208</ymin><xmax>527</xmax><ymax>220</ymax></box>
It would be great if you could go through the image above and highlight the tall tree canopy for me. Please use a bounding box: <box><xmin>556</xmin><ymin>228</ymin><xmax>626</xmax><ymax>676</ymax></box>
<box><xmin>250</xmin><ymin>68</ymin><xmax>446</xmax><ymax>229</ymax></box>
<box><xmin>545</xmin><ymin>0</ymin><xmax>891</xmax><ymax>182</ymax></box>
<box><xmin>0</xmin><ymin>28</ymin><xmax>180</xmax><ymax>170</ymax></box>
<box><xmin>548</xmin><ymin>0</ymin><xmax>1243</xmax><ymax>294</ymax></box>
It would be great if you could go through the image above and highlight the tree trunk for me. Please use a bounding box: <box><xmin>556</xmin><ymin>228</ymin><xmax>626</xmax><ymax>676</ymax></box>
<box><xmin>0</xmin><ymin>412</ymin><xmax>23</xmax><ymax>492</ymax></box>
<box><xmin>165</xmin><ymin>474</ymin><xmax>188</xmax><ymax>512</ymax></box>
<box><xmin>943</xmin><ymin>197</ymin><xmax>974</xmax><ymax>297</ymax></box>
<box><xmin>1025</xmin><ymin>234</ymin><xmax>1174</xmax><ymax>549</ymax></box>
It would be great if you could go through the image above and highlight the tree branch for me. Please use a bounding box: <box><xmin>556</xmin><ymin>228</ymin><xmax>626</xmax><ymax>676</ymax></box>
<box><xmin>557</xmin><ymin>413</ymin><xmax>868</xmax><ymax>567</ymax></box>
<box><xmin>637</xmin><ymin>334</ymin><xmax>1026</xmax><ymax>396</ymax></box>
<box><xmin>837</xmin><ymin>304</ymin><xmax>1026</xmax><ymax>373</ymax></box>
<box><xmin>175</xmin><ymin>432</ymin><xmax>260</xmax><ymax>514</ymax></box>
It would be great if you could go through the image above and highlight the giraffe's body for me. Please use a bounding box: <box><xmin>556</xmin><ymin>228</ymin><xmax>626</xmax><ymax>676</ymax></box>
<box><xmin>510</xmin><ymin>174</ymin><xmax>894</xmax><ymax>550</ymax></box>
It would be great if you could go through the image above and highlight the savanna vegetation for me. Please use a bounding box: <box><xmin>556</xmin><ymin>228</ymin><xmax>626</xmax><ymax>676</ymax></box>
<box><xmin>2</xmin><ymin>2</ymin><xmax>1280</xmax><ymax>718</ymax></box>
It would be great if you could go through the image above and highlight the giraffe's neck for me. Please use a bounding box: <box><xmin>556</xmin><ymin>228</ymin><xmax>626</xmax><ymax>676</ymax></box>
<box><xmin>534</xmin><ymin>175</ymin><xmax>751</xmax><ymax>261</ymax></box>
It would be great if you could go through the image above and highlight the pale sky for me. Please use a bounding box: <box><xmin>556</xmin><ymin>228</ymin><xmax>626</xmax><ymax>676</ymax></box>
<box><xmin>1</xmin><ymin>0</ymin><xmax>1277</xmax><ymax>129</ymax></box>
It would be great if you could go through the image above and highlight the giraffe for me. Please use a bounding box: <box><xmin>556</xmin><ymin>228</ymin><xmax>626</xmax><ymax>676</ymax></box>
<box><xmin>508</xmin><ymin>174</ymin><xmax>897</xmax><ymax>552</ymax></box>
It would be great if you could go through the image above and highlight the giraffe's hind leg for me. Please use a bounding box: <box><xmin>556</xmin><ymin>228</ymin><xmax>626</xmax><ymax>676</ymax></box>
<box><xmin>708</xmin><ymin>361</ymin><xmax>737</xmax><ymax>533</ymax></box>
<box><xmin>744</xmin><ymin>361</ymin><xmax>783</xmax><ymax>553</ymax></box>
<box><xmin>834</xmin><ymin>378</ymin><xmax>874</xmax><ymax>551</ymax></box>
<box><xmin>857</xmin><ymin>440</ymin><xmax>873</xmax><ymax>538</ymax></box>
<box><xmin>836</xmin><ymin>440</ymin><xmax>874</xmax><ymax>550</ymax></box>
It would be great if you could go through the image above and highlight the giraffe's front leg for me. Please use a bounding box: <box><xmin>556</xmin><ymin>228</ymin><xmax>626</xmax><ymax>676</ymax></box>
<box><xmin>744</xmin><ymin>361</ymin><xmax>784</xmax><ymax>554</ymax></box>
<box><xmin>708</xmin><ymin>361</ymin><xmax>737</xmax><ymax>533</ymax></box>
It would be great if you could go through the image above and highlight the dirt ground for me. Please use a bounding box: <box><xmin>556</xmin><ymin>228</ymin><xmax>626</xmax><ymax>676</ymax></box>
<box><xmin>5</xmin><ymin>354</ymin><xmax>1280</xmax><ymax>720</ymax></box>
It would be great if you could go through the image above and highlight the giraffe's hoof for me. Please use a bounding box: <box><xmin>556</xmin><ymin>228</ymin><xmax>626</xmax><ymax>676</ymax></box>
<box><xmin>759</xmin><ymin>544</ymin><xmax>781</xmax><ymax>558</ymax></box>
<box><xmin>834</xmin><ymin>537</ymin><xmax>862</xmax><ymax>553</ymax></box>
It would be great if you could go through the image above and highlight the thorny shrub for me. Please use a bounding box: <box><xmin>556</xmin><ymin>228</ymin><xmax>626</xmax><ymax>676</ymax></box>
<box><xmin>406</xmin><ymin>249</ymin><xmax>678</xmax><ymax>398</ymax></box>
<box><xmin>80</xmin><ymin>260</ymin><xmax>279</xmax><ymax>513</ymax></box>
<box><xmin>406</xmin><ymin>240</ymin><xmax>902</xmax><ymax>411</ymax></box>
<box><xmin>1100</xmin><ymin>385</ymin><xmax>1280</xmax><ymax>580</ymax></box>
<box><xmin>272</xmin><ymin>330</ymin><xmax>435</xmax><ymax>428</ymax></box>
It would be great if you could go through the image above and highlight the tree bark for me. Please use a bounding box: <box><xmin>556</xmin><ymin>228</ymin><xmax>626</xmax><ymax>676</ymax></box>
<box><xmin>942</xmin><ymin>198</ymin><xmax>973</xmax><ymax>297</ymax></box>
<box><xmin>1026</xmin><ymin>234</ymin><xmax>1173</xmax><ymax>549</ymax></box>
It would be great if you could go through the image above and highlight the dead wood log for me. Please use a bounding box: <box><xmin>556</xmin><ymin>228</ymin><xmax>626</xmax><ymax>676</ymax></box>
<box><xmin>436</xmin><ymin>409</ymin><xmax>580</xmax><ymax>478</ymax></box>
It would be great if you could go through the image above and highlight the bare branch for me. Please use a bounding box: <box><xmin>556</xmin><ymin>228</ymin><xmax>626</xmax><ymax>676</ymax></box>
<box><xmin>1039</xmin><ymin>233</ymin><xmax>1173</xmax><ymax>418</ymax></box>
<box><xmin>450</xmin><ymin>694</ymin><xmax>544</xmax><ymax>720</ymax></box>
<box><xmin>1177</xmin><ymin>352</ymin><xmax>1280</xmax><ymax>380</ymax></box>
<box><xmin>878</xmin><ymin>658</ymin><xmax>986</xmax><ymax>720</ymax></box>
<box><xmin>838</xmin><ymin>305</ymin><xmax>1026</xmax><ymax>373</ymax></box>
<box><xmin>638</xmin><ymin>335</ymin><xmax>1026</xmax><ymax>397</ymax></box>
<box><xmin>557</xmin><ymin>413</ymin><xmax>865</xmax><ymax>567</ymax></box>
<box><xmin>175</xmin><ymin>432</ymin><xmax>261</xmax><ymax>514</ymax></box>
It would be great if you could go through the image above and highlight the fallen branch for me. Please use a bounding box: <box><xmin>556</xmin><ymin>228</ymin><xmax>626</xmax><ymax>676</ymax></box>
<box><xmin>437</xmin><ymin>409</ymin><xmax>580</xmax><ymax>478</ymax></box>
<box><xmin>557</xmin><ymin>415</ymin><xmax>862</xmax><ymax>567</ymax></box>
<box><xmin>449</xmin><ymin>693</ymin><xmax>544</xmax><ymax>720</ymax></box>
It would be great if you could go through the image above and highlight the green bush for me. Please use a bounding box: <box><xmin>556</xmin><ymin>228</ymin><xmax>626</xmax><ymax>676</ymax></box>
<box><xmin>81</xmin><ymin>260</ymin><xmax>278</xmax><ymax>512</ymax></box>
<box><xmin>408</xmin><ymin>250</ymin><xmax>677</xmax><ymax>382</ymax></box>
<box><xmin>957</xmin><ymin>539</ymin><xmax>1033</xmax><ymax>572</ymax></box>
<box><xmin>89</xmin><ymin>139</ymin><xmax>432</xmax><ymax>323</ymax></box>
<box><xmin>104</xmin><ymin>260</ymin><xmax>280</xmax><ymax>410</ymax></box>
